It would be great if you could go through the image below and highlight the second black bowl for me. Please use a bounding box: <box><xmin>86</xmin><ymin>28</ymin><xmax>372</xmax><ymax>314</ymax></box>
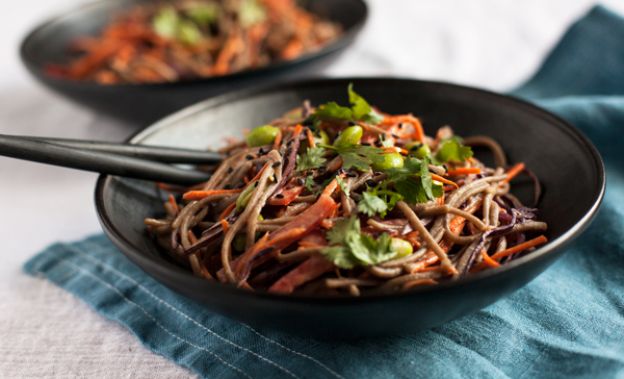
<box><xmin>95</xmin><ymin>78</ymin><xmax>605</xmax><ymax>337</ymax></box>
<box><xmin>20</xmin><ymin>0</ymin><xmax>367</xmax><ymax>125</ymax></box>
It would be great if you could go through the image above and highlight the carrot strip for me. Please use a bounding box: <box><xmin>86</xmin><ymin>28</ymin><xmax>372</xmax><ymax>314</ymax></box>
<box><xmin>321</xmin><ymin>178</ymin><xmax>339</xmax><ymax>197</ymax></box>
<box><xmin>431</xmin><ymin>174</ymin><xmax>459</xmax><ymax>189</ymax></box>
<box><xmin>218</xmin><ymin>202</ymin><xmax>236</xmax><ymax>220</ymax></box>
<box><xmin>480</xmin><ymin>250</ymin><xmax>501</xmax><ymax>268</ymax></box>
<box><xmin>219</xmin><ymin>219</ymin><xmax>230</xmax><ymax>233</ymax></box>
<box><xmin>293</xmin><ymin>123</ymin><xmax>303</xmax><ymax>137</ymax></box>
<box><xmin>381</xmin><ymin>115</ymin><xmax>424</xmax><ymax>141</ymax></box>
<box><xmin>491</xmin><ymin>235</ymin><xmax>548</xmax><ymax>261</ymax></box>
<box><xmin>167</xmin><ymin>194</ymin><xmax>179</xmax><ymax>214</ymax></box>
<box><xmin>182</xmin><ymin>189</ymin><xmax>242</xmax><ymax>201</ymax></box>
<box><xmin>273</xmin><ymin>130</ymin><xmax>283</xmax><ymax>149</ymax></box>
<box><xmin>504</xmin><ymin>162</ymin><xmax>525</xmax><ymax>183</ymax></box>
<box><xmin>446</xmin><ymin>167</ymin><xmax>481</xmax><ymax>176</ymax></box>
<box><xmin>305</xmin><ymin>128</ymin><xmax>316</xmax><ymax>148</ymax></box>
<box><xmin>213</xmin><ymin>34</ymin><xmax>242</xmax><ymax>76</ymax></box>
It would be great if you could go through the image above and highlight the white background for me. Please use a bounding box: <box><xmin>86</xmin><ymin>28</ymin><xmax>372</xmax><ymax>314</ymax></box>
<box><xmin>1</xmin><ymin>0</ymin><xmax>623</xmax><ymax>377</ymax></box>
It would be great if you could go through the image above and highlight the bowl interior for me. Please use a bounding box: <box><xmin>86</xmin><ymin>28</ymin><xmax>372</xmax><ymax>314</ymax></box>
<box><xmin>96</xmin><ymin>78</ymin><xmax>604</xmax><ymax>335</ymax></box>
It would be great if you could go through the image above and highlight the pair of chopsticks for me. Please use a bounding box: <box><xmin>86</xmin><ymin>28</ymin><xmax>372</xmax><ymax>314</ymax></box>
<box><xmin>0</xmin><ymin>134</ymin><xmax>223</xmax><ymax>185</ymax></box>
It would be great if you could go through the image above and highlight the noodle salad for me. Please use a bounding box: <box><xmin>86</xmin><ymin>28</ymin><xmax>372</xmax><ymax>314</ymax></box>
<box><xmin>46</xmin><ymin>0</ymin><xmax>342</xmax><ymax>84</ymax></box>
<box><xmin>145</xmin><ymin>86</ymin><xmax>548</xmax><ymax>295</ymax></box>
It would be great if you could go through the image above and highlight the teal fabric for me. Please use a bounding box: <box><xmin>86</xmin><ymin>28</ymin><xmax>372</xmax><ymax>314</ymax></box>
<box><xmin>23</xmin><ymin>6</ymin><xmax>624</xmax><ymax>378</ymax></box>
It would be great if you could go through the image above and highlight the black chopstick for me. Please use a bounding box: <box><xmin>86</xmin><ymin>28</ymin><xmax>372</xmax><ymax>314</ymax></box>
<box><xmin>18</xmin><ymin>135</ymin><xmax>223</xmax><ymax>163</ymax></box>
<box><xmin>0</xmin><ymin>134</ymin><xmax>213</xmax><ymax>185</ymax></box>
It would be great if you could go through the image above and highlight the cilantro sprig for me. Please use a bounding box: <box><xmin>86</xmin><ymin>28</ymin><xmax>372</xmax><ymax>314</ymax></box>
<box><xmin>321</xmin><ymin>217</ymin><xmax>398</xmax><ymax>269</ymax></box>
<box><xmin>296</xmin><ymin>147</ymin><xmax>326</xmax><ymax>172</ymax></box>
<box><xmin>309</xmin><ymin>84</ymin><xmax>383</xmax><ymax>125</ymax></box>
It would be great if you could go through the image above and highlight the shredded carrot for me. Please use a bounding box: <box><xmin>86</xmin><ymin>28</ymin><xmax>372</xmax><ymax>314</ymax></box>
<box><xmin>405</xmin><ymin>231</ymin><xmax>421</xmax><ymax>249</ymax></box>
<box><xmin>213</xmin><ymin>34</ymin><xmax>243</xmax><ymax>76</ymax></box>
<box><xmin>431</xmin><ymin>174</ymin><xmax>459</xmax><ymax>189</ymax></box>
<box><xmin>491</xmin><ymin>235</ymin><xmax>548</xmax><ymax>261</ymax></box>
<box><xmin>305</xmin><ymin>128</ymin><xmax>316</xmax><ymax>148</ymax></box>
<box><xmin>321</xmin><ymin>178</ymin><xmax>339</xmax><ymax>197</ymax></box>
<box><xmin>219</xmin><ymin>219</ymin><xmax>230</xmax><ymax>232</ymax></box>
<box><xmin>280</xmin><ymin>38</ymin><xmax>303</xmax><ymax>59</ymax></box>
<box><xmin>320</xmin><ymin>219</ymin><xmax>335</xmax><ymax>229</ymax></box>
<box><xmin>409</xmin><ymin>254</ymin><xmax>439</xmax><ymax>273</ymax></box>
<box><xmin>381</xmin><ymin>114</ymin><xmax>425</xmax><ymax>141</ymax></box>
<box><xmin>480</xmin><ymin>250</ymin><xmax>501</xmax><ymax>268</ymax></box>
<box><xmin>446</xmin><ymin>167</ymin><xmax>481</xmax><ymax>176</ymax></box>
<box><xmin>218</xmin><ymin>202</ymin><xmax>236</xmax><ymax>220</ymax></box>
<box><xmin>293</xmin><ymin>123</ymin><xmax>303</xmax><ymax>137</ymax></box>
<box><xmin>265</xmin><ymin>227</ymin><xmax>307</xmax><ymax>249</ymax></box>
<box><xmin>182</xmin><ymin>189</ymin><xmax>242</xmax><ymax>201</ymax></box>
<box><xmin>504</xmin><ymin>162</ymin><xmax>525</xmax><ymax>183</ymax></box>
<box><xmin>273</xmin><ymin>130</ymin><xmax>283</xmax><ymax>149</ymax></box>
<box><xmin>167</xmin><ymin>194</ymin><xmax>179</xmax><ymax>214</ymax></box>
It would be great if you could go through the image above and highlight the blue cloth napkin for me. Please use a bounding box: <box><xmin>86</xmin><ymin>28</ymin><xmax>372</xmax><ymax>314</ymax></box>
<box><xmin>24</xmin><ymin>6</ymin><xmax>624</xmax><ymax>379</ymax></box>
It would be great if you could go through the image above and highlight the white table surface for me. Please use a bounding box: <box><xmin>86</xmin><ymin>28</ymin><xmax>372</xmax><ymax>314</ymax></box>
<box><xmin>2</xmin><ymin>1</ymin><xmax>623</xmax><ymax>377</ymax></box>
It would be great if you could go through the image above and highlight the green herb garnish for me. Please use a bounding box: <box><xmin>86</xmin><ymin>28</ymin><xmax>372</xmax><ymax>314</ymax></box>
<box><xmin>296</xmin><ymin>147</ymin><xmax>327</xmax><ymax>172</ymax></box>
<box><xmin>321</xmin><ymin>217</ymin><xmax>397</xmax><ymax>269</ymax></box>
<box><xmin>357</xmin><ymin>191</ymin><xmax>388</xmax><ymax>217</ymax></box>
<box><xmin>310</xmin><ymin>84</ymin><xmax>383</xmax><ymax>124</ymax></box>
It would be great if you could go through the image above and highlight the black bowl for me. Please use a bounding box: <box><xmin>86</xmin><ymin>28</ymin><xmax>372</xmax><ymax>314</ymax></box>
<box><xmin>20</xmin><ymin>0</ymin><xmax>367</xmax><ymax>125</ymax></box>
<box><xmin>95</xmin><ymin>78</ymin><xmax>605</xmax><ymax>337</ymax></box>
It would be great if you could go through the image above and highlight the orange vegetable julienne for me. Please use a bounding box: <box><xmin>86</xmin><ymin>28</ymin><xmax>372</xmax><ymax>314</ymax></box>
<box><xmin>321</xmin><ymin>178</ymin><xmax>340</xmax><ymax>197</ymax></box>
<box><xmin>167</xmin><ymin>194</ymin><xmax>179</xmax><ymax>214</ymax></box>
<box><xmin>504</xmin><ymin>162</ymin><xmax>526</xmax><ymax>183</ymax></box>
<box><xmin>218</xmin><ymin>202</ymin><xmax>237</xmax><ymax>221</ymax></box>
<box><xmin>480</xmin><ymin>250</ymin><xmax>501</xmax><ymax>268</ymax></box>
<box><xmin>182</xmin><ymin>189</ymin><xmax>242</xmax><ymax>201</ymax></box>
<box><xmin>220</xmin><ymin>219</ymin><xmax>230</xmax><ymax>232</ymax></box>
<box><xmin>446</xmin><ymin>167</ymin><xmax>482</xmax><ymax>176</ymax></box>
<box><xmin>491</xmin><ymin>235</ymin><xmax>548</xmax><ymax>261</ymax></box>
<box><xmin>305</xmin><ymin>128</ymin><xmax>316</xmax><ymax>148</ymax></box>
<box><xmin>273</xmin><ymin>130</ymin><xmax>283</xmax><ymax>149</ymax></box>
<box><xmin>431</xmin><ymin>174</ymin><xmax>459</xmax><ymax>189</ymax></box>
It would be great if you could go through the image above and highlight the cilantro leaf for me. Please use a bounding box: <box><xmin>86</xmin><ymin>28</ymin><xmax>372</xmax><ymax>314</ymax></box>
<box><xmin>304</xmin><ymin>175</ymin><xmax>315</xmax><ymax>192</ymax></box>
<box><xmin>322</xmin><ymin>246</ymin><xmax>357</xmax><ymax>269</ymax></box>
<box><xmin>313</xmin><ymin>102</ymin><xmax>353</xmax><ymax>121</ymax></box>
<box><xmin>326</xmin><ymin>216</ymin><xmax>359</xmax><ymax>246</ymax></box>
<box><xmin>357</xmin><ymin>191</ymin><xmax>388</xmax><ymax>217</ymax></box>
<box><xmin>435</xmin><ymin>137</ymin><xmax>473</xmax><ymax>163</ymax></box>
<box><xmin>385</xmin><ymin>157</ymin><xmax>442</xmax><ymax>204</ymax></box>
<box><xmin>326</xmin><ymin>144</ymin><xmax>385</xmax><ymax>172</ymax></box>
<box><xmin>348</xmin><ymin>84</ymin><xmax>384</xmax><ymax>124</ymax></box>
<box><xmin>296</xmin><ymin>147</ymin><xmax>326</xmax><ymax>172</ymax></box>
<box><xmin>336</xmin><ymin>176</ymin><xmax>350</xmax><ymax>197</ymax></box>
<box><xmin>420</xmin><ymin>157</ymin><xmax>434</xmax><ymax>200</ymax></box>
<box><xmin>322</xmin><ymin>217</ymin><xmax>398</xmax><ymax>269</ymax></box>
<box><xmin>310</xmin><ymin>84</ymin><xmax>383</xmax><ymax>124</ymax></box>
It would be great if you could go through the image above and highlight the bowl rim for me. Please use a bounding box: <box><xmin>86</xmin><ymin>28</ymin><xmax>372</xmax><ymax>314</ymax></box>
<box><xmin>19</xmin><ymin>0</ymin><xmax>368</xmax><ymax>88</ymax></box>
<box><xmin>94</xmin><ymin>77</ymin><xmax>606</xmax><ymax>305</ymax></box>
